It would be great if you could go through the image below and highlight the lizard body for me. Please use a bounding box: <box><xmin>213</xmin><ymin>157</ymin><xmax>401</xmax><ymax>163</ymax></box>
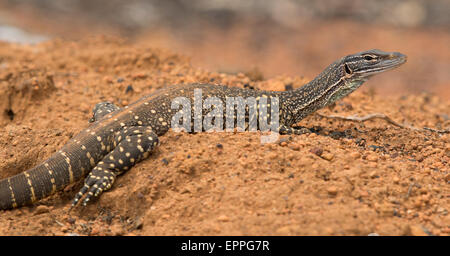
<box><xmin>0</xmin><ymin>49</ymin><xmax>406</xmax><ymax>210</ymax></box>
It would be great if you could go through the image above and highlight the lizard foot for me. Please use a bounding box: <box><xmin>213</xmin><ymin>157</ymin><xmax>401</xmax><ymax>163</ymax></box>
<box><xmin>70</xmin><ymin>126</ymin><xmax>159</xmax><ymax>209</ymax></box>
<box><xmin>279</xmin><ymin>125</ymin><xmax>312</xmax><ymax>135</ymax></box>
<box><xmin>71</xmin><ymin>168</ymin><xmax>116</xmax><ymax>207</ymax></box>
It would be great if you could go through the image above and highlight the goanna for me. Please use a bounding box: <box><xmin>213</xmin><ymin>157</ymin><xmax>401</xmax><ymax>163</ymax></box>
<box><xmin>0</xmin><ymin>49</ymin><xmax>406</xmax><ymax>210</ymax></box>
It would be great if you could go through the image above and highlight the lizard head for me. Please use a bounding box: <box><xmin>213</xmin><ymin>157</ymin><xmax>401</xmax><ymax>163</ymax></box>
<box><xmin>342</xmin><ymin>49</ymin><xmax>407</xmax><ymax>80</ymax></box>
<box><xmin>285</xmin><ymin>49</ymin><xmax>407</xmax><ymax>124</ymax></box>
<box><xmin>315</xmin><ymin>49</ymin><xmax>407</xmax><ymax>108</ymax></box>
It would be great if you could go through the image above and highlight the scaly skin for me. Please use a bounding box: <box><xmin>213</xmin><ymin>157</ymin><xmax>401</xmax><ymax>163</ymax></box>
<box><xmin>0</xmin><ymin>49</ymin><xmax>406</xmax><ymax>210</ymax></box>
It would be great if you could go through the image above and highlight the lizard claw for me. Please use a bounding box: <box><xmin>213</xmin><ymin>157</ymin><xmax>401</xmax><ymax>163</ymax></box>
<box><xmin>71</xmin><ymin>169</ymin><xmax>116</xmax><ymax>208</ymax></box>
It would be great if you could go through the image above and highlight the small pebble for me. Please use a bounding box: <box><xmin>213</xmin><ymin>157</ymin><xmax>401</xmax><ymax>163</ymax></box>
<box><xmin>321</xmin><ymin>153</ymin><xmax>334</xmax><ymax>161</ymax></box>
<box><xmin>288</xmin><ymin>144</ymin><xmax>300</xmax><ymax>151</ymax></box>
<box><xmin>366</xmin><ymin>154</ymin><xmax>378</xmax><ymax>162</ymax></box>
<box><xmin>359</xmin><ymin>190</ymin><xmax>369</xmax><ymax>197</ymax></box>
<box><xmin>134</xmin><ymin>218</ymin><xmax>144</xmax><ymax>230</ymax></box>
<box><xmin>34</xmin><ymin>205</ymin><xmax>50</xmax><ymax>215</ymax></box>
<box><xmin>217</xmin><ymin>215</ymin><xmax>230</xmax><ymax>222</ymax></box>
<box><xmin>310</xmin><ymin>147</ymin><xmax>323</xmax><ymax>156</ymax></box>
<box><xmin>368</xmin><ymin>162</ymin><xmax>378</xmax><ymax>168</ymax></box>
<box><xmin>66</xmin><ymin>217</ymin><xmax>76</xmax><ymax>225</ymax></box>
<box><xmin>125</xmin><ymin>85</ymin><xmax>134</xmax><ymax>94</ymax></box>
<box><xmin>350</xmin><ymin>152</ymin><xmax>361</xmax><ymax>159</ymax></box>
<box><xmin>103</xmin><ymin>76</ymin><xmax>112</xmax><ymax>83</ymax></box>
<box><xmin>327</xmin><ymin>186</ymin><xmax>338</xmax><ymax>196</ymax></box>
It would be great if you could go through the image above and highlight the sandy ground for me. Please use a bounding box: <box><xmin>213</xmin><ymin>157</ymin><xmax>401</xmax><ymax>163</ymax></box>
<box><xmin>0</xmin><ymin>37</ymin><xmax>448</xmax><ymax>236</ymax></box>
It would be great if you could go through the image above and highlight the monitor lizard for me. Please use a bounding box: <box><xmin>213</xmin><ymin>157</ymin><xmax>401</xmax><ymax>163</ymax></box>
<box><xmin>0</xmin><ymin>49</ymin><xmax>406</xmax><ymax>210</ymax></box>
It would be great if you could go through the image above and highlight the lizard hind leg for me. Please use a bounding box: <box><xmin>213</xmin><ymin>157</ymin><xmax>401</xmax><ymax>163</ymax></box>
<box><xmin>71</xmin><ymin>126</ymin><xmax>159</xmax><ymax>207</ymax></box>
<box><xmin>89</xmin><ymin>102</ymin><xmax>121</xmax><ymax>123</ymax></box>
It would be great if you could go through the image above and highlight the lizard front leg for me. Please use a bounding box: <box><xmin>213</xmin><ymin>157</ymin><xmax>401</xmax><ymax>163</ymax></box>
<box><xmin>71</xmin><ymin>126</ymin><xmax>159</xmax><ymax>207</ymax></box>
<box><xmin>89</xmin><ymin>102</ymin><xmax>121</xmax><ymax>123</ymax></box>
<box><xmin>278</xmin><ymin>125</ymin><xmax>311</xmax><ymax>135</ymax></box>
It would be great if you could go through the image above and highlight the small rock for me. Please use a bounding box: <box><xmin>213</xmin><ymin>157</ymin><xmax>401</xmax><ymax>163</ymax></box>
<box><xmin>134</xmin><ymin>218</ymin><xmax>144</xmax><ymax>230</ymax></box>
<box><xmin>378</xmin><ymin>204</ymin><xmax>394</xmax><ymax>217</ymax></box>
<box><xmin>321</xmin><ymin>153</ymin><xmax>334</xmax><ymax>161</ymax></box>
<box><xmin>350</xmin><ymin>152</ymin><xmax>361</xmax><ymax>159</ymax></box>
<box><xmin>366</xmin><ymin>154</ymin><xmax>378</xmax><ymax>162</ymax></box>
<box><xmin>103</xmin><ymin>76</ymin><xmax>113</xmax><ymax>83</ymax></box>
<box><xmin>288</xmin><ymin>144</ymin><xmax>301</xmax><ymax>151</ymax></box>
<box><xmin>369</xmin><ymin>171</ymin><xmax>378</xmax><ymax>178</ymax></box>
<box><xmin>34</xmin><ymin>205</ymin><xmax>50</xmax><ymax>215</ymax></box>
<box><xmin>359</xmin><ymin>190</ymin><xmax>369</xmax><ymax>198</ymax></box>
<box><xmin>327</xmin><ymin>186</ymin><xmax>338</xmax><ymax>196</ymax></box>
<box><xmin>66</xmin><ymin>217</ymin><xmax>76</xmax><ymax>225</ymax></box>
<box><xmin>414</xmin><ymin>199</ymin><xmax>422</xmax><ymax>208</ymax></box>
<box><xmin>415</xmin><ymin>155</ymin><xmax>424</xmax><ymax>162</ymax></box>
<box><xmin>125</xmin><ymin>85</ymin><xmax>134</xmax><ymax>94</ymax></box>
<box><xmin>132</xmin><ymin>73</ymin><xmax>147</xmax><ymax>79</ymax></box>
<box><xmin>136</xmin><ymin>191</ymin><xmax>145</xmax><ymax>199</ymax></box>
<box><xmin>310</xmin><ymin>147</ymin><xmax>323</xmax><ymax>156</ymax></box>
<box><xmin>217</xmin><ymin>215</ymin><xmax>230</xmax><ymax>222</ymax></box>
<box><xmin>367</xmin><ymin>162</ymin><xmax>378</xmax><ymax>168</ymax></box>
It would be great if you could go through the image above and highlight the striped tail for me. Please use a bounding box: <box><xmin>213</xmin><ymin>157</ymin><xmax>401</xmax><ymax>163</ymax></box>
<box><xmin>0</xmin><ymin>142</ymin><xmax>97</xmax><ymax>210</ymax></box>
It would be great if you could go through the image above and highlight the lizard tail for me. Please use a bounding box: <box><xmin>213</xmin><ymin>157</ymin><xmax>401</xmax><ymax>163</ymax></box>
<box><xmin>0</xmin><ymin>162</ymin><xmax>63</xmax><ymax>210</ymax></box>
<box><xmin>0</xmin><ymin>148</ymin><xmax>89</xmax><ymax>210</ymax></box>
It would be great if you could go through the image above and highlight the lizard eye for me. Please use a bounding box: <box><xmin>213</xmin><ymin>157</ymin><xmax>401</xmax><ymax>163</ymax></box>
<box><xmin>344</xmin><ymin>63</ymin><xmax>352</xmax><ymax>75</ymax></box>
<box><xmin>363</xmin><ymin>55</ymin><xmax>375</xmax><ymax>61</ymax></box>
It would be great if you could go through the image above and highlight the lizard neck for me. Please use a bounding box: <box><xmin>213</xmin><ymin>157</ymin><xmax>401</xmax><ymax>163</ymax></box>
<box><xmin>280</xmin><ymin>60</ymin><xmax>365</xmax><ymax>126</ymax></box>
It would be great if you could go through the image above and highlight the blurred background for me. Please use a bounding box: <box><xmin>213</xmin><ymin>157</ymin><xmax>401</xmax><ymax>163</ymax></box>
<box><xmin>0</xmin><ymin>0</ymin><xmax>449</xmax><ymax>98</ymax></box>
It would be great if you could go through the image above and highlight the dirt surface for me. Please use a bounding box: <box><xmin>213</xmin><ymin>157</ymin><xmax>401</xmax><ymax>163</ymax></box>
<box><xmin>0</xmin><ymin>37</ymin><xmax>448</xmax><ymax>236</ymax></box>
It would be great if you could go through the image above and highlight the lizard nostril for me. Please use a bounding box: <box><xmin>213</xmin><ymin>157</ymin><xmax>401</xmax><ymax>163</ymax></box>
<box><xmin>390</xmin><ymin>52</ymin><xmax>406</xmax><ymax>59</ymax></box>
